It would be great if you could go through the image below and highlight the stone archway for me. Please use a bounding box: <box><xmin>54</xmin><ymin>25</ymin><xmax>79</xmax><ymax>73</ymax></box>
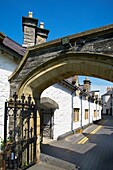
<box><xmin>17</xmin><ymin>52</ymin><xmax>113</xmax><ymax>97</ymax></box>
<box><xmin>9</xmin><ymin>23</ymin><xmax>113</xmax><ymax>163</ymax></box>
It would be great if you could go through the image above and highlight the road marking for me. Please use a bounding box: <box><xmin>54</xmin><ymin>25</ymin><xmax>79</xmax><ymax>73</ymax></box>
<box><xmin>77</xmin><ymin>125</ymin><xmax>102</xmax><ymax>144</ymax></box>
<box><xmin>90</xmin><ymin>125</ymin><xmax>102</xmax><ymax>135</ymax></box>
<box><xmin>77</xmin><ymin>136</ymin><xmax>89</xmax><ymax>144</ymax></box>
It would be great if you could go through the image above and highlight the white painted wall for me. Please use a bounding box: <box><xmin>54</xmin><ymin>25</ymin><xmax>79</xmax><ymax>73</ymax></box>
<box><xmin>102</xmin><ymin>95</ymin><xmax>106</xmax><ymax>114</ymax></box>
<box><xmin>41</xmin><ymin>84</ymin><xmax>72</xmax><ymax>140</ymax></box>
<box><xmin>82</xmin><ymin>96</ymin><xmax>89</xmax><ymax>126</ymax></box>
<box><xmin>93</xmin><ymin>102</ymin><xmax>96</xmax><ymax>121</ymax></box>
<box><xmin>0</xmin><ymin>52</ymin><xmax>18</xmax><ymax>139</ymax></box>
<box><xmin>73</xmin><ymin>95</ymin><xmax>81</xmax><ymax>130</ymax></box>
<box><xmin>41</xmin><ymin>84</ymin><xmax>102</xmax><ymax>140</ymax></box>
<box><xmin>102</xmin><ymin>89</ymin><xmax>113</xmax><ymax>115</ymax></box>
<box><xmin>99</xmin><ymin>105</ymin><xmax>102</xmax><ymax>120</ymax></box>
<box><xmin>90</xmin><ymin>102</ymin><xmax>94</xmax><ymax>123</ymax></box>
<box><xmin>103</xmin><ymin>95</ymin><xmax>111</xmax><ymax>113</ymax></box>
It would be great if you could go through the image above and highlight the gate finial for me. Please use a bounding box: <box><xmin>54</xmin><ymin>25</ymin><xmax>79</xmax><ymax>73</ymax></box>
<box><xmin>13</xmin><ymin>92</ymin><xmax>18</xmax><ymax>102</ymax></box>
<box><xmin>21</xmin><ymin>93</ymin><xmax>25</xmax><ymax>104</ymax></box>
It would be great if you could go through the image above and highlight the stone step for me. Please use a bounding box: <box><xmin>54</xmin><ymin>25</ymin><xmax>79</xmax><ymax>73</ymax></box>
<box><xmin>28</xmin><ymin>162</ymin><xmax>66</xmax><ymax>170</ymax></box>
<box><xmin>28</xmin><ymin>153</ymin><xmax>78</xmax><ymax>170</ymax></box>
<box><xmin>40</xmin><ymin>153</ymin><xmax>78</xmax><ymax>170</ymax></box>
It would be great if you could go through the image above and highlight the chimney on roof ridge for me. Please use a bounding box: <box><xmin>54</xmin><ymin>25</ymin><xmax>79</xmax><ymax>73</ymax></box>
<box><xmin>72</xmin><ymin>75</ymin><xmax>79</xmax><ymax>87</ymax></box>
<box><xmin>72</xmin><ymin>75</ymin><xmax>78</xmax><ymax>85</ymax></box>
<box><xmin>22</xmin><ymin>12</ymin><xmax>50</xmax><ymax>47</ymax></box>
<box><xmin>36</xmin><ymin>22</ymin><xmax>50</xmax><ymax>45</ymax></box>
<box><xmin>83</xmin><ymin>77</ymin><xmax>91</xmax><ymax>92</ymax></box>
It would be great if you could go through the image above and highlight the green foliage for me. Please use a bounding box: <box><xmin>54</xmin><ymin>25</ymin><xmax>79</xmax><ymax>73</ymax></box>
<box><xmin>0</xmin><ymin>137</ymin><xmax>11</xmax><ymax>151</ymax></box>
<box><xmin>22</xmin><ymin>162</ymin><xmax>28</xmax><ymax>168</ymax></box>
<box><xmin>0</xmin><ymin>138</ymin><xmax>4</xmax><ymax>151</ymax></box>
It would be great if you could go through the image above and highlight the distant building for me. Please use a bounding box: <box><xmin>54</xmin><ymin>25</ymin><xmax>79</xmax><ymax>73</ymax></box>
<box><xmin>101</xmin><ymin>87</ymin><xmax>113</xmax><ymax>115</ymax></box>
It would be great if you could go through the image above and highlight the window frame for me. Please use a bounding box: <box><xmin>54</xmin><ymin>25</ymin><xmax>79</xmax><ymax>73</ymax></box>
<box><xmin>85</xmin><ymin>109</ymin><xmax>89</xmax><ymax>119</ymax></box>
<box><xmin>73</xmin><ymin>108</ymin><xmax>80</xmax><ymax>122</ymax></box>
<box><xmin>94</xmin><ymin>110</ymin><xmax>96</xmax><ymax>118</ymax></box>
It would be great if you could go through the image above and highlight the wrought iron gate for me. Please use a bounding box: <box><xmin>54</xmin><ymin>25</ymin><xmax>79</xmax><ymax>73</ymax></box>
<box><xmin>3</xmin><ymin>93</ymin><xmax>37</xmax><ymax>170</ymax></box>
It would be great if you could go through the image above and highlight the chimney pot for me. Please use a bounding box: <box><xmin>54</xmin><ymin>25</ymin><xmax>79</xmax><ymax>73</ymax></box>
<box><xmin>40</xmin><ymin>22</ymin><xmax>44</xmax><ymax>29</ymax></box>
<box><xmin>28</xmin><ymin>11</ymin><xmax>33</xmax><ymax>18</ymax></box>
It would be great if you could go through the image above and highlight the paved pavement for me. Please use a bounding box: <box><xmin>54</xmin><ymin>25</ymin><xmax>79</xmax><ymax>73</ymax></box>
<box><xmin>28</xmin><ymin>162</ymin><xmax>67</xmax><ymax>170</ymax></box>
<box><xmin>30</xmin><ymin>115</ymin><xmax>113</xmax><ymax>170</ymax></box>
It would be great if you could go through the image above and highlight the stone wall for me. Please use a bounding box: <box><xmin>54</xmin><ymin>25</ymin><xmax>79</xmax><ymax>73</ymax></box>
<box><xmin>10</xmin><ymin>30</ymin><xmax>113</xmax><ymax>96</ymax></box>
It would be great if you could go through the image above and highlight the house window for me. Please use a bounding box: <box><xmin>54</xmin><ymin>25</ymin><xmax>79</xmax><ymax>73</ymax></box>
<box><xmin>74</xmin><ymin>108</ymin><xmax>79</xmax><ymax>122</ymax></box>
<box><xmin>94</xmin><ymin>110</ymin><xmax>96</xmax><ymax>118</ymax></box>
<box><xmin>85</xmin><ymin>109</ymin><xmax>88</xmax><ymax>119</ymax></box>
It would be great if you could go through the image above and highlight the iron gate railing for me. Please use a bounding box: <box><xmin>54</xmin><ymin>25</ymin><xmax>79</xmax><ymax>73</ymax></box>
<box><xmin>3</xmin><ymin>93</ymin><xmax>37</xmax><ymax>170</ymax></box>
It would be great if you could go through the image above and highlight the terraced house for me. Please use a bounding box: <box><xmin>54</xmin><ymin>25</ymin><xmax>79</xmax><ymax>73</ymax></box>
<box><xmin>40</xmin><ymin>76</ymin><xmax>101</xmax><ymax>141</ymax></box>
<box><xmin>0</xmin><ymin>12</ymin><xmax>103</xmax><ymax>169</ymax></box>
<box><xmin>101</xmin><ymin>87</ymin><xmax>113</xmax><ymax>115</ymax></box>
<box><xmin>0</xmin><ymin>32</ymin><xmax>25</xmax><ymax>140</ymax></box>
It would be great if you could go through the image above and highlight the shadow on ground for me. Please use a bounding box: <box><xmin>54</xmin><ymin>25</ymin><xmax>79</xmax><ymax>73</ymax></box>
<box><xmin>41</xmin><ymin>116</ymin><xmax>113</xmax><ymax>170</ymax></box>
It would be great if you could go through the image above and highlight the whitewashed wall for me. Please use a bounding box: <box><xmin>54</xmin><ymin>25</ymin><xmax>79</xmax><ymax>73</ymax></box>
<box><xmin>105</xmin><ymin>95</ymin><xmax>110</xmax><ymax>107</ymax></box>
<box><xmin>102</xmin><ymin>95</ymin><xmax>106</xmax><ymax>114</ymax></box>
<box><xmin>96</xmin><ymin>103</ymin><xmax>100</xmax><ymax>120</ymax></box>
<box><xmin>93</xmin><ymin>102</ymin><xmax>96</xmax><ymax>121</ymax></box>
<box><xmin>41</xmin><ymin>84</ymin><xmax>72</xmax><ymax>140</ymax></box>
<box><xmin>41</xmin><ymin>84</ymin><xmax>102</xmax><ymax>140</ymax></box>
<box><xmin>73</xmin><ymin>95</ymin><xmax>81</xmax><ymax>130</ymax></box>
<box><xmin>90</xmin><ymin>102</ymin><xmax>94</xmax><ymax>123</ymax></box>
<box><xmin>99</xmin><ymin>105</ymin><xmax>102</xmax><ymax>120</ymax></box>
<box><xmin>102</xmin><ymin>91</ymin><xmax>113</xmax><ymax>115</ymax></box>
<box><xmin>82</xmin><ymin>96</ymin><xmax>89</xmax><ymax>126</ymax></box>
<box><xmin>0</xmin><ymin>52</ymin><xmax>18</xmax><ymax>139</ymax></box>
<box><xmin>111</xmin><ymin>91</ymin><xmax>113</xmax><ymax>116</ymax></box>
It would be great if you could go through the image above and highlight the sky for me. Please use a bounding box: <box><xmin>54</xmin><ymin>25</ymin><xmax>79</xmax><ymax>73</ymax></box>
<box><xmin>0</xmin><ymin>0</ymin><xmax>113</xmax><ymax>95</ymax></box>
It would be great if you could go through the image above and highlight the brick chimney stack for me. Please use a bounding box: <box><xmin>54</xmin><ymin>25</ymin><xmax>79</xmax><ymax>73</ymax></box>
<box><xmin>22</xmin><ymin>12</ymin><xmax>38</xmax><ymax>47</ymax></box>
<box><xmin>36</xmin><ymin>21</ymin><xmax>50</xmax><ymax>45</ymax></box>
<box><xmin>22</xmin><ymin>12</ymin><xmax>50</xmax><ymax>47</ymax></box>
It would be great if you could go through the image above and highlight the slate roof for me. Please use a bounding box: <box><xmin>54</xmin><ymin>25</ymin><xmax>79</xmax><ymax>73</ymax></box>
<box><xmin>2</xmin><ymin>36</ymin><xmax>26</xmax><ymax>57</ymax></box>
<box><xmin>101</xmin><ymin>90</ymin><xmax>112</xmax><ymax>96</ymax></box>
<box><xmin>0</xmin><ymin>32</ymin><xmax>26</xmax><ymax>59</ymax></box>
<box><xmin>0</xmin><ymin>32</ymin><xmax>5</xmax><ymax>41</ymax></box>
<box><xmin>61</xmin><ymin>77</ymin><xmax>95</xmax><ymax>99</ymax></box>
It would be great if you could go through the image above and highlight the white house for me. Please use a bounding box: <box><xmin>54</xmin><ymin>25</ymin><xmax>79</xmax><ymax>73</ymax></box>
<box><xmin>0</xmin><ymin>13</ymin><xmax>102</xmax><ymax>144</ymax></box>
<box><xmin>0</xmin><ymin>33</ymin><xmax>25</xmax><ymax>139</ymax></box>
<box><xmin>40</xmin><ymin>76</ymin><xmax>102</xmax><ymax>141</ymax></box>
<box><xmin>102</xmin><ymin>87</ymin><xmax>113</xmax><ymax>115</ymax></box>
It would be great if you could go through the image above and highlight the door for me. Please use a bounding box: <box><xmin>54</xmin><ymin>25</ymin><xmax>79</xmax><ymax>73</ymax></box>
<box><xmin>40</xmin><ymin>109</ymin><xmax>54</xmax><ymax>139</ymax></box>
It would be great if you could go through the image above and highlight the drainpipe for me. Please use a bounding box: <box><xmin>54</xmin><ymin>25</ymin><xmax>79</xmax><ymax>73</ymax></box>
<box><xmin>96</xmin><ymin>99</ymin><xmax>98</xmax><ymax>121</ymax></box>
<box><xmin>89</xmin><ymin>98</ymin><xmax>90</xmax><ymax>124</ymax></box>
<box><xmin>80</xmin><ymin>95</ymin><xmax>82</xmax><ymax>128</ymax></box>
<box><xmin>111</xmin><ymin>92</ymin><xmax>113</xmax><ymax>116</ymax></box>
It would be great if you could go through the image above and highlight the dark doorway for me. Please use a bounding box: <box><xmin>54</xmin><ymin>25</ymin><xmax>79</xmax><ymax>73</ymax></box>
<box><xmin>40</xmin><ymin>109</ymin><xmax>54</xmax><ymax>140</ymax></box>
<box><xmin>110</xmin><ymin>108</ymin><xmax>112</xmax><ymax>115</ymax></box>
<box><xmin>106</xmin><ymin>109</ymin><xmax>108</xmax><ymax>115</ymax></box>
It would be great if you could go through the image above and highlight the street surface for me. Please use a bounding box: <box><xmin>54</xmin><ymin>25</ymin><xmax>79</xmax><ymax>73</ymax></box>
<box><xmin>30</xmin><ymin>115</ymin><xmax>113</xmax><ymax>170</ymax></box>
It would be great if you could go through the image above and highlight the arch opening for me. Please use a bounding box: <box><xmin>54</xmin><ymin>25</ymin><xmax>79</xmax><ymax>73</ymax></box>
<box><xmin>17</xmin><ymin>52</ymin><xmax>113</xmax><ymax>97</ymax></box>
